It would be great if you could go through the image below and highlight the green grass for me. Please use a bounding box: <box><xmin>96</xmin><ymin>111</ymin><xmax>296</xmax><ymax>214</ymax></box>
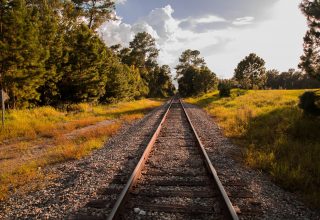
<box><xmin>186</xmin><ymin>89</ymin><xmax>320</xmax><ymax>208</ymax></box>
<box><xmin>0</xmin><ymin>99</ymin><xmax>163</xmax><ymax>200</ymax></box>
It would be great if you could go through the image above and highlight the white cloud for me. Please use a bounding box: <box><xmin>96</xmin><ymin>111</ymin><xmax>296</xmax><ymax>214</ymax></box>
<box><xmin>98</xmin><ymin>19</ymin><xmax>133</xmax><ymax>46</ymax></box>
<box><xmin>232</xmin><ymin>16</ymin><xmax>255</xmax><ymax>26</ymax></box>
<box><xmin>99</xmin><ymin>0</ymin><xmax>308</xmax><ymax>79</ymax></box>
<box><xmin>99</xmin><ymin>5</ymin><xmax>226</xmax><ymax>70</ymax></box>
<box><xmin>196</xmin><ymin>15</ymin><xmax>226</xmax><ymax>24</ymax></box>
<box><xmin>113</xmin><ymin>0</ymin><xmax>126</xmax><ymax>5</ymax></box>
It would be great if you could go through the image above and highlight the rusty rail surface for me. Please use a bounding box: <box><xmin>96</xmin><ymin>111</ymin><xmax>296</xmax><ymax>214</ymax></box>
<box><xmin>180</xmin><ymin>99</ymin><xmax>239</xmax><ymax>220</ymax></box>
<box><xmin>108</xmin><ymin>98</ymin><xmax>238</xmax><ymax>220</ymax></box>
<box><xmin>107</xmin><ymin>98</ymin><xmax>174</xmax><ymax>220</ymax></box>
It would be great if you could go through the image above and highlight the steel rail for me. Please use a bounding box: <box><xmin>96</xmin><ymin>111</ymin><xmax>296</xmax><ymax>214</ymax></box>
<box><xmin>180</xmin><ymin>99</ymin><xmax>239</xmax><ymax>220</ymax></box>
<box><xmin>107</xmin><ymin>98</ymin><xmax>174</xmax><ymax>220</ymax></box>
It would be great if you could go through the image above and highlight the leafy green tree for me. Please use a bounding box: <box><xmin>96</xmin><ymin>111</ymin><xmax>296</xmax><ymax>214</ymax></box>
<box><xmin>233</xmin><ymin>53</ymin><xmax>266</xmax><ymax>89</ymax></box>
<box><xmin>124</xmin><ymin>32</ymin><xmax>160</xmax><ymax>97</ymax></box>
<box><xmin>72</xmin><ymin>0</ymin><xmax>115</xmax><ymax>30</ymax></box>
<box><xmin>176</xmin><ymin>49</ymin><xmax>205</xmax><ymax>77</ymax></box>
<box><xmin>129</xmin><ymin>32</ymin><xmax>159</xmax><ymax>73</ymax></box>
<box><xmin>0</xmin><ymin>0</ymin><xmax>46</xmax><ymax>108</ymax></box>
<box><xmin>102</xmin><ymin>60</ymin><xmax>148</xmax><ymax>103</ymax></box>
<box><xmin>33</xmin><ymin>1</ymin><xmax>66</xmax><ymax>105</ymax></box>
<box><xmin>176</xmin><ymin>50</ymin><xmax>217</xmax><ymax>97</ymax></box>
<box><xmin>58</xmin><ymin>24</ymin><xmax>108</xmax><ymax>103</ymax></box>
<box><xmin>299</xmin><ymin>0</ymin><xmax>320</xmax><ymax>81</ymax></box>
<box><xmin>193</xmin><ymin>66</ymin><xmax>218</xmax><ymax>94</ymax></box>
<box><xmin>148</xmin><ymin>65</ymin><xmax>175</xmax><ymax>97</ymax></box>
<box><xmin>266</xmin><ymin>69</ymin><xmax>320</xmax><ymax>89</ymax></box>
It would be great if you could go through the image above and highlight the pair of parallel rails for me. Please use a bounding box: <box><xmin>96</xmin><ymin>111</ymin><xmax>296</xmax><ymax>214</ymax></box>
<box><xmin>108</xmin><ymin>98</ymin><xmax>238</xmax><ymax>219</ymax></box>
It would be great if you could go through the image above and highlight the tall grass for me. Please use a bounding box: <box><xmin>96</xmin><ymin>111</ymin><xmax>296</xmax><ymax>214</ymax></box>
<box><xmin>0</xmin><ymin>99</ymin><xmax>162</xmax><ymax>142</ymax></box>
<box><xmin>187</xmin><ymin>90</ymin><xmax>320</xmax><ymax>208</ymax></box>
<box><xmin>0</xmin><ymin>99</ymin><xmax>163</xmax><ymax>200</ymax></box>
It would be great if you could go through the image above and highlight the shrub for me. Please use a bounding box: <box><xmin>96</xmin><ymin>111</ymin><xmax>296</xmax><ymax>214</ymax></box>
<box><xmin>299</xmin><ymin>91</ymin><xmax>320</xmax><ymax>116</ymax></box>
<box><xmin>218</xmin><ymin>80</ymin><xmax>233</xmax><ymax>97</ymax></box>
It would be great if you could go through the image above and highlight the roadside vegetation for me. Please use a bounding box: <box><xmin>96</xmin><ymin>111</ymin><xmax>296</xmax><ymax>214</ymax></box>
<box><xmin>186</xmin><ymin>90</ymin><xmax>320</xmax><ymax>207</ymax></box>
<box><xmin>0</xmin><ymin>99</ymin><xmax>163</xmax><ymax>201</ymax></box>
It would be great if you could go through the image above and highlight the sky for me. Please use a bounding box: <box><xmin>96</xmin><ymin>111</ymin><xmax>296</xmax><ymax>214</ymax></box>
<box><xmin>99</xmin><ymin>0</ymin><xmax>308</xmax><ymax>78</ymax></box>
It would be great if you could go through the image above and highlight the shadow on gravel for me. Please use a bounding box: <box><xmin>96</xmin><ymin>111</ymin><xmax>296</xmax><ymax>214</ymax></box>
<box><xmin>70</xmin><ymin>102</ymin><xmax>170</xmax><ymax>220</ymax></box>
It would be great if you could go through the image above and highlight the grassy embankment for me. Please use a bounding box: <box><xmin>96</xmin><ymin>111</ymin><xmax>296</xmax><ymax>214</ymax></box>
<box><xmin>0</xmin><ymin>99</ymin><xmax>163</xmax><ymax>200</ymax></box>
<box><xmin>186</xmin><ymin>90</ymin><xmax>320</xmax><ymax>207</ymax></box>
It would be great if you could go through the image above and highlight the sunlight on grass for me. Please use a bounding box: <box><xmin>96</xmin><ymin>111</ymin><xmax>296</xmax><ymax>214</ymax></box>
<box><xmin>0</xmin><ymin>99</ymin><xmax>162</xmax><ymax>142</ymax></box>
<box><xmin>186</xmin><ymin>90</ymin><xmax>320</xmax><ymax>207</ymax></box>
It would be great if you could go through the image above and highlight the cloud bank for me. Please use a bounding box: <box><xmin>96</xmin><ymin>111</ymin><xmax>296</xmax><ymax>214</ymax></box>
<box><xmin>99</xmin><ymin>0</ymin><xmax>308</xmax><ymax>78</ymax></box>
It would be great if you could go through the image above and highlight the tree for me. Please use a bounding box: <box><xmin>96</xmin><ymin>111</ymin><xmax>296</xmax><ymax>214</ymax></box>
<box><xmin>0</xmin><ymin>0</ymin><xmax>46</xmax><ymax>108</ymax></box>
<box><xmin>265</xmin><ymin>69</ymin><xmax>320</xmax><ymax>89</ymax></box>
<box><xmin>102</xmin><ymin>60</ymin><xmax>148</xmax><ymax>103</ymax></box>
<box><xmin>126</xmin><ymin>32</ymin><xmax>160</xmax><ymax>96</ymax></box>
<box><xmin>34</xmin><ymin>1</ymin><xmax>65</xmax><ymax>105</ymax></box>
<box><xmin>148</xmin><ymin>65</ymin><xmax>175</xmax><ymax>97</ymax></box>
<box><xmin>299</xmin><ymin>0</ymin><xmax>320</xmax><ymax>81</ymax></box>
<box><xmin>233</xmin><ymin>53</ymin><xmax>266</xmax><ymax>89</ymax></box>
<box><xmin>176</xmin><ymin>49</ymin><xmax>206</xmax><ymax>77</ymax></box>
<box><xmin>193</xmin><ymin>66</ymin><xmax>218</xmax><ymax>94</ymax></box>
<box><xmin>58</xmin><ymin>24</ymin><xmax>108</xmax><ymax>103</ymax></box>
<box><xmin>266</xmin><ymin>69</ymin><xmax>281</xmax><ymax>89</ymax></box>
<box><xmin>176</xmin><ymin>50</ymin><xmax>217</xmax><ymax>97</ymax></box>
<box><xmin>72</xmin><ymin>0</ymin><xmax>115</xmax><ymax>30</ymax></box>
<box><xmin>129</xmin><ymin>32</ymin><xmax>159</xmax><ymax>72</ymax></box>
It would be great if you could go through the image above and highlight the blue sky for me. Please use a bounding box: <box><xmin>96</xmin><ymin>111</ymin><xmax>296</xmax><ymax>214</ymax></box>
<box><xmin>100</xmin><ymin>0</ymin><xmax>308</xmax><ymax>78</ymax></box>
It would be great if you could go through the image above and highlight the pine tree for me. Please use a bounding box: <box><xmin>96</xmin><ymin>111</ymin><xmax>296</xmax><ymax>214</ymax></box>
<box><xmin>0</xmin><ymin>0</ymin><xmax>46</xmax><ymax>108</ymax></box>
<box><xmin>59</xmin><ymin>24</ymin><xmax>107</xmax><ymax>103</ymax></box>
<box><xmin>299</xmin><ymin>0</ymin><xmax>320</xmax><ymax>81</ymax></box>
<box><xmin>129</xmin><ymin>32</ymin><xmax>159</xmax><ymax>87</ymax></box>
<box><xmin>72</xmin><ymin>0</ymin><xmax>115</xmax><ymax>30</ymax></box>
<box><xmin>176</xmin><ymin>49</ymin><xmax>206</xmax><ymax>77</ymax></box>
<box><xmin>35</xmin><ymin>0</ymin><xmax>65</xmax><ymax>105</ymax></box>
<box><xmin>233</xmin><ymin>53</ymin><xmax>266</xmax><ymax>89</ymax></box>
<box><xmin>129</xmin><ymin>32</ymin><xmax>159</xmax><ymax>70</ymax></box>
<box><xmin>176</xmin><ymin>49</ymin><xmax>216</xmax><ymax>97</ymax></box>
<box><xmin>148</xmin><ymin>65</ymin><xmax>175</xmax><ymax>97</ymax></box>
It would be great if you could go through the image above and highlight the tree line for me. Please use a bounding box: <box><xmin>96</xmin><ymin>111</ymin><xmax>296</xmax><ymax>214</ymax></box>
<box><xmin>1</xmin><ymin>0</ymin><xmax>319</xmax><ymax>108</ymax></box>
<box><xmin>223</xmin><ymin>53</ymin><xmax>320</xmax><ymax>91</ymax></box>
<box><xmin>0</xmin><ymin>0</ymin><xmax>175</xmax><ymax>109</ymax></box>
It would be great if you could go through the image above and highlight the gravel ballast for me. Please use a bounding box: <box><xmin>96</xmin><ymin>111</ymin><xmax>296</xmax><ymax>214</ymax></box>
<box><xmin>0</xmin><ymin>100</ymin><xmax>319</xmax><ymax>219</ymax></box>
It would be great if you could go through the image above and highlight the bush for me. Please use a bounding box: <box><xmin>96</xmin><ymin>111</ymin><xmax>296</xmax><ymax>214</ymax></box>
<box><xmin>299</xmin><ymin>91</ymin><xmax>320</xmax><ymax>116</ymax></box>
<box><xmin>218</xmin><ymin>80</ymin><xmax>233</xmax><ymax>97</ymax></box>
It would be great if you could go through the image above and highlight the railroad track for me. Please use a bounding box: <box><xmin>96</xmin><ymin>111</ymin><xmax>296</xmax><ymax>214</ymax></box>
<box><xmin>108</xmin><ymin>98</ymin><xmax>239</xmax><ymax>220</ymax></box>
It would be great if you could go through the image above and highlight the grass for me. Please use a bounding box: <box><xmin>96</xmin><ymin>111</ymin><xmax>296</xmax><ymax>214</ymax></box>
<box><xmin>0</xmin><ymin>99</ymin><xmax>162</xmax><ymax>142</ymax></box>
<box><xmin>0</xmin><ymin>99</ymin><xmax>163</xmax><ymax>200</ymax></box>
<box><xmin>186</xmin><ymin>89</ymin><xmax>320</xmax><ymax>208</ymax></box>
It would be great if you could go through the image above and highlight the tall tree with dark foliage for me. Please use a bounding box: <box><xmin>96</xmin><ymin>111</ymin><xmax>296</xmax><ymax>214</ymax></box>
<box><xmin>299</xmin><ymin>0</ymin><xmax>320</xmax><ymax>81</ymax></box>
